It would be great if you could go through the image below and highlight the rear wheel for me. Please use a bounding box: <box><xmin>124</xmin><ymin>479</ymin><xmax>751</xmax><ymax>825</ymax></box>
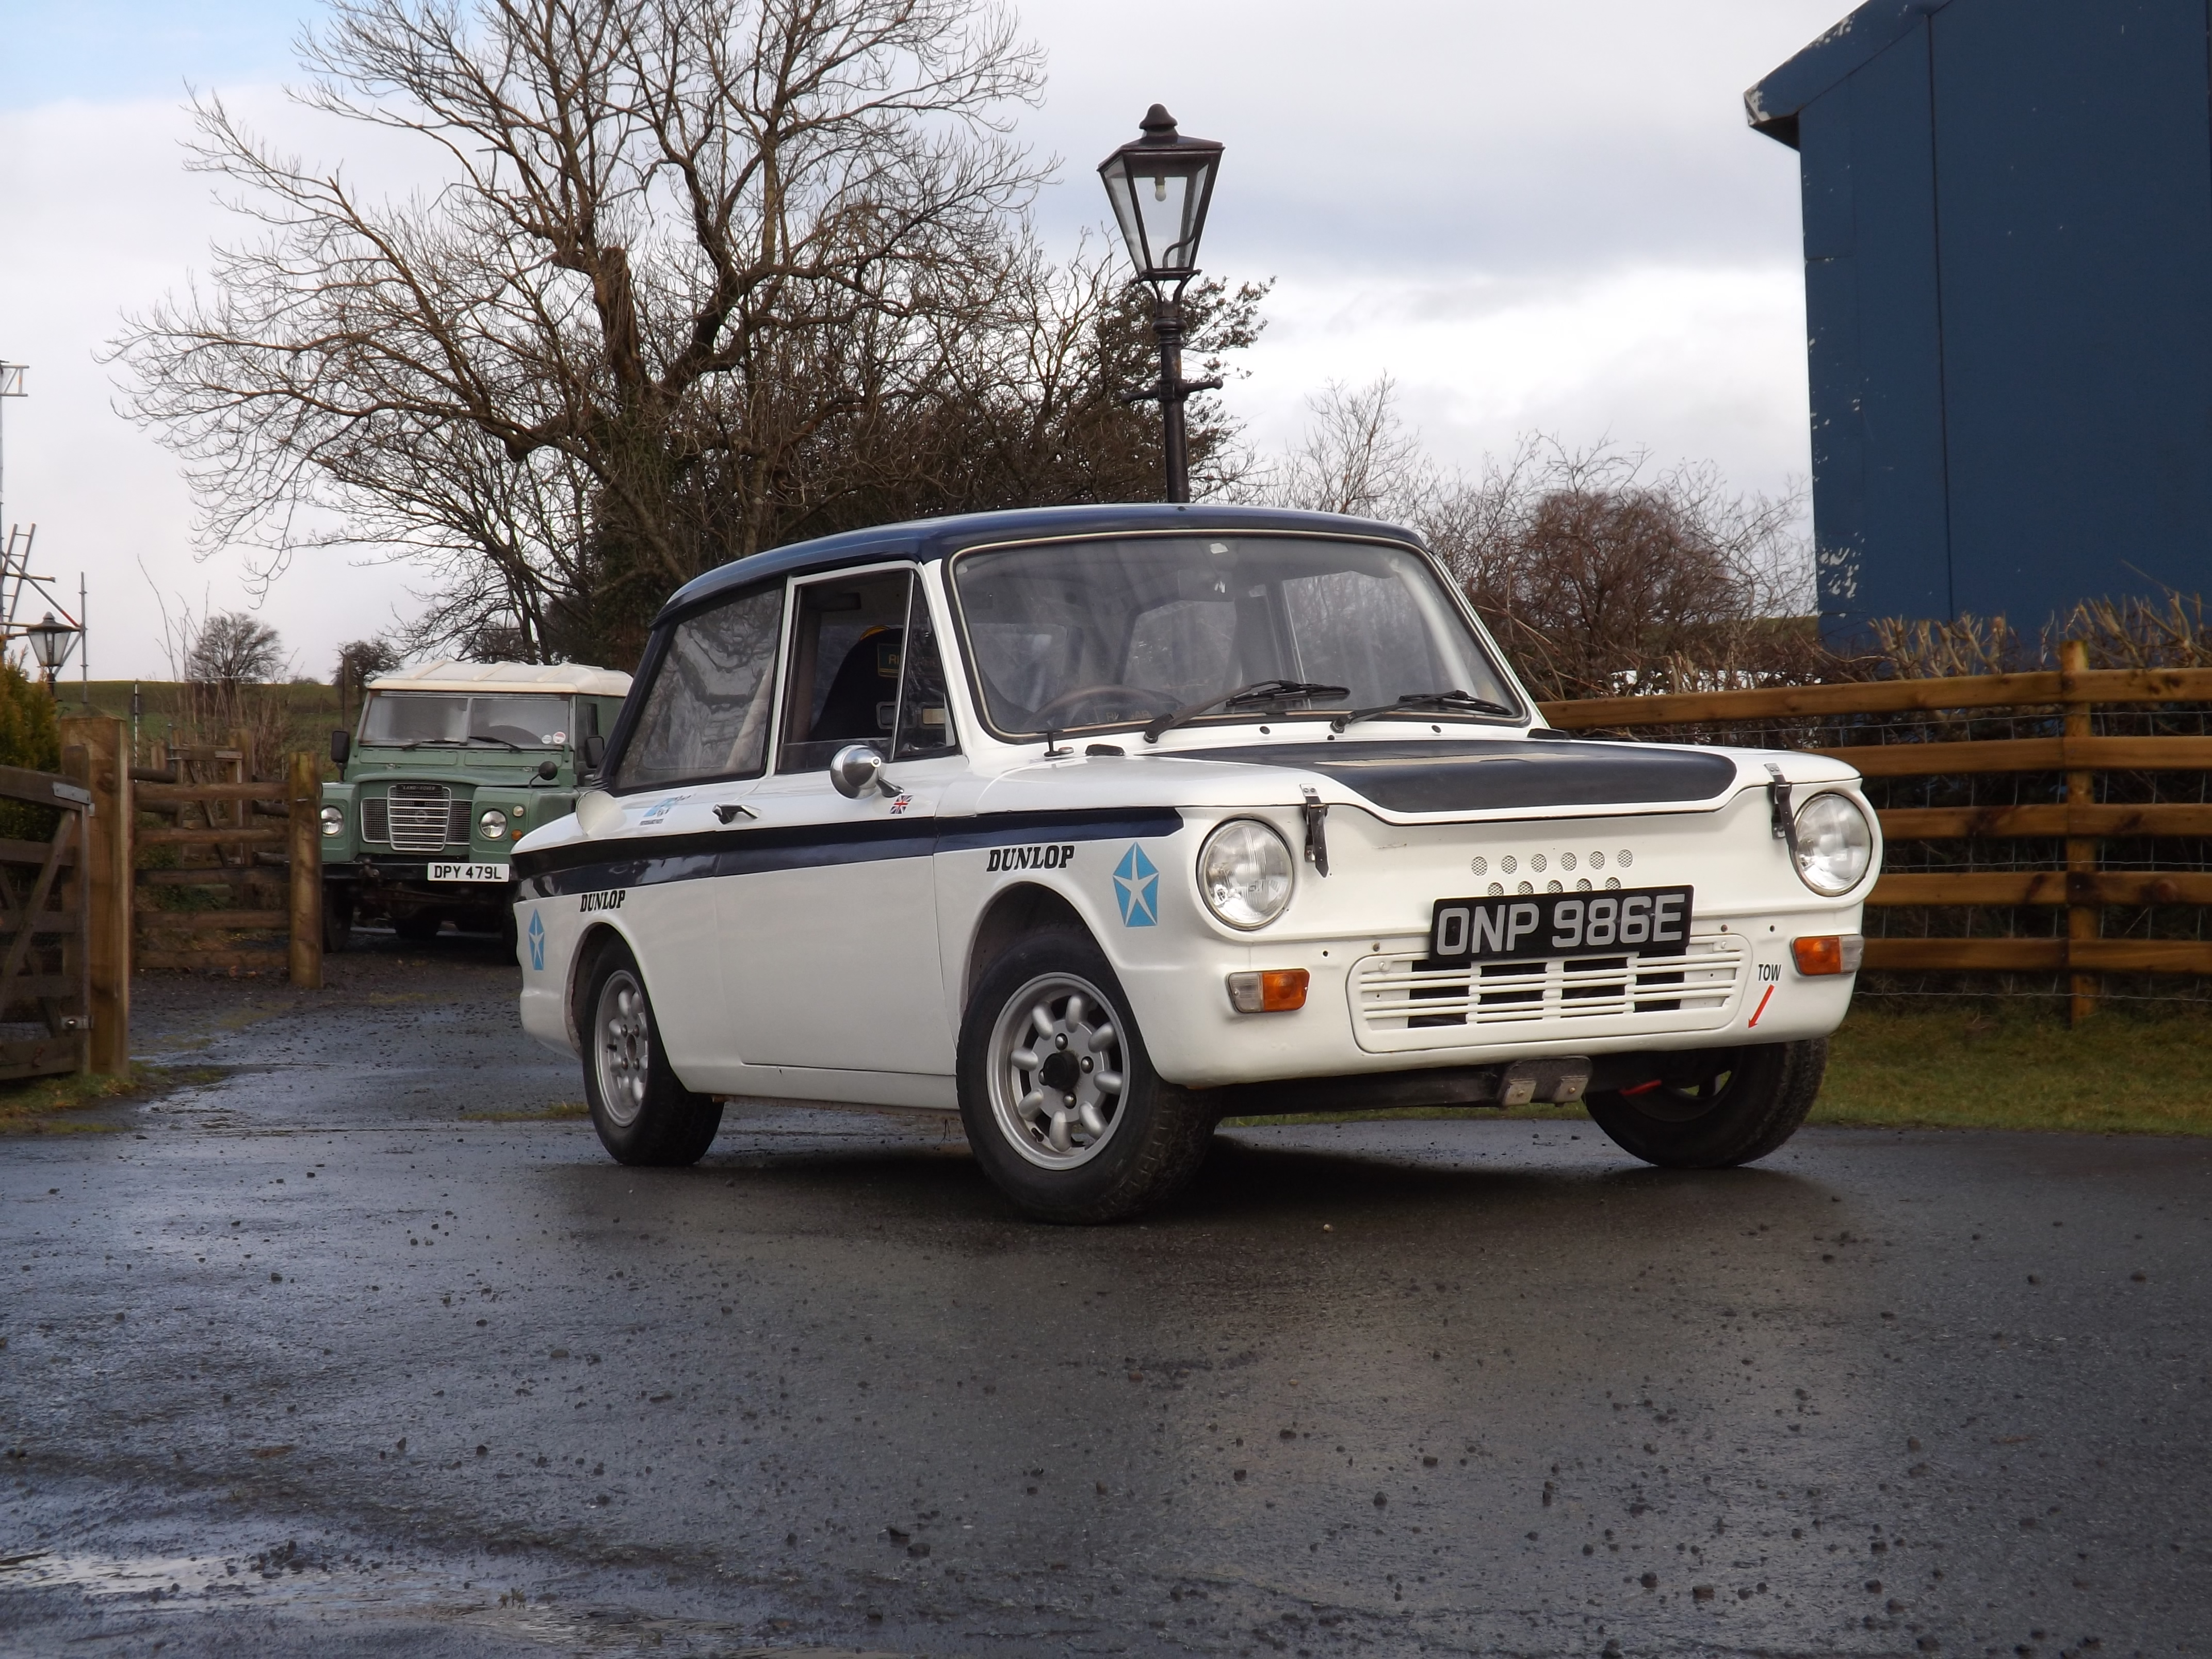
<box><xmin>1584</xmin><ymin>1039</ymin><xmax>1827</xmax><ymax>1169</ymax></box>
<box><xmin>957</xmin><ymin>928</ymin><xmax>1213</xmax><ymax>1223</ymax></box>
<box><xmin>579</xmin><ymin>941</ymin><xmax>722</xmax><ymax>1166</ymax></box>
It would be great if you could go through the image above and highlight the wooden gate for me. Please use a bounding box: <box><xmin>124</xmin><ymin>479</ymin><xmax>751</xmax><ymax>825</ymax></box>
<box><xmin>0</xmin><ymin>762</ymin><xmax>93</xmax><ymax>1080</ymax></box>
<box><xmin>131</xmin><ymin>743</ymin><xmax>322</xmax><ymax>987</ymax></box>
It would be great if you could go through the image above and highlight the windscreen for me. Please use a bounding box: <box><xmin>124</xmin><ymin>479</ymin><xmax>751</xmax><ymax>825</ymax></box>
<box><xmin>951</xmin><ymin>534</ymin><xmax>1521</xmax><ymax>736</ymax></box>
<box><xmin>361</xmin><ymin>692</ymin><xmax>574</xmax><ymax>748</ymax></box>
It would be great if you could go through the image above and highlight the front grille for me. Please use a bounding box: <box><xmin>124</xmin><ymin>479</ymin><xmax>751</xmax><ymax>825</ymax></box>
<box><xmin>386</xmin><ymin>784</ymin><xmax>457</xmax><ymax>853</ymax></box>
<box><xmin>1349</xmin><ymin>936</ymin><xmax>1748</xmax><ymax>1053</ymax></box>
<box><xmin>361</xmin><ymin>798</ymin><xmax>389</xmax><ymax>843</ymax></box>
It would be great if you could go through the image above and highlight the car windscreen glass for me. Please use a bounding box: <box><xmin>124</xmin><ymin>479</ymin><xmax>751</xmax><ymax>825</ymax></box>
<box><xmin>361</xmin><ymin>692</ymin><xmax>574</xmax><ymax>747</ymax></box>
<box><xmin>950</xmin><ymin>534</ymin><xmax>1520</xmax><ymax>736</ymax></box>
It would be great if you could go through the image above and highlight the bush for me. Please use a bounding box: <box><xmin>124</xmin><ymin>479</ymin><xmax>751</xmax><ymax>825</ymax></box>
<box><xmin>0</xmin><ymin>661</ymin><xmax>59</xmax><ymax>772</ymax></box>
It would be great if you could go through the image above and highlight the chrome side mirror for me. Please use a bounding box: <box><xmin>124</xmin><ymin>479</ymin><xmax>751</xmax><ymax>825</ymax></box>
<box><xmin>829</xmin><ymin>743</ymin><xmax>896</xmax><ymax>799</ymax></box>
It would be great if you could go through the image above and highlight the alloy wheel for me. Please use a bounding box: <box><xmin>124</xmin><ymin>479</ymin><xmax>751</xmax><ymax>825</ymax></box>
<box><xmin>986</xmin><ymin>972</ymin><xmax>1130</xmax><ymax>1169</ymax></box>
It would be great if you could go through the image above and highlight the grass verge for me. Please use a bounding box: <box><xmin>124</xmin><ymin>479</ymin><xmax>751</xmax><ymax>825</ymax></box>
<box><xmin>0</xmin><ymin>1065</ymin><xmax>221</xmax><ymax>1134</ymax></box>
<box><xmin>458</xmin><ymin>1101</ymin><xmax>589</xmax><ymax>1123</ymax></box>
<box><xmin>1812</xmin><ymin>1004</ymin><xmax>2212</xmax><ymax>1135</ymax></box>
<box><xmin>1223</xmin><ymin>1006</ymin><xmax>2212</xmax><ymax>1137</ymax></box>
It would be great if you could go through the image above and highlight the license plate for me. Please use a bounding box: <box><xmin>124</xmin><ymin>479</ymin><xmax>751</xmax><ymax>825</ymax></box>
<box><xmin>1428</xmin><ymin>885</ymin><xmax>1694</xmax><ymax>965</ymax></box>
<box><xmin>429</xmin><ymin>862</ymin><xmax>509</xmax><ymax>883</ymax></box>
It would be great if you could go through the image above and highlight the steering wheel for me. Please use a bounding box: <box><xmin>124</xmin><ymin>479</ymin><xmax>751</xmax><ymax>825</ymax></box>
<box><xmin>1027</xmin><ymin>684</ymin><xmax>1181</xmax><ymax>730</ymax></box>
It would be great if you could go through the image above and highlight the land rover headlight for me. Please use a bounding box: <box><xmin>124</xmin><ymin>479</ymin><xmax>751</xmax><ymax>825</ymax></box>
<box><xmin>478</xmin><ymin>807</ymin><xmax>509</xmax><ymax>840</ymax></box>
<box><xmin>1793</xmin><ymin>793</ymin><xmax>1874</xmax><ymax>895</ymax></box>
<box><xmin>319</xmin><ymin>805</ymin><xmax>344</xmax><ymax>837</ymax></box>
<box><xmin>1198</xmin><ymin>819</ymin><xmax>1294</xmax><ymax>930</ymax></box>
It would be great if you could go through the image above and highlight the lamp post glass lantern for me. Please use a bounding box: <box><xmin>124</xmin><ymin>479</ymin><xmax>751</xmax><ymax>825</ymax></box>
<box><xmin>1099</xmin><ymin>105</ymin><xmax>1224</xmax><ymax>503</ymax></box>
<box><xmin>25</xmin><ymin>612</ymin><xmax>79</xmax><ymax>690</ymax></box>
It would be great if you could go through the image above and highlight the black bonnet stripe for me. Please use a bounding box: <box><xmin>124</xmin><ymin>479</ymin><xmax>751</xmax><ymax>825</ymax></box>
<box><xmin>517</xmin><ymin>807</ymin><xmax>1180</xmax><ymax>898</ymax></box>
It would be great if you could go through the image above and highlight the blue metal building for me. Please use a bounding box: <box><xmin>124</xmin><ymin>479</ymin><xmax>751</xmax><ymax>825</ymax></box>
<box><xmin>1750</xmin><ymin>1</ymin><xmax>2212</xmax><ymax>641</ymax></box>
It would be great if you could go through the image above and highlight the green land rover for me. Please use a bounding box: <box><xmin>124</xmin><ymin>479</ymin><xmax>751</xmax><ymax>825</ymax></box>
<box><xmin>319</xmin><ymin>660</ymin><xmax>632</xmax><ymax>951</ymax></box>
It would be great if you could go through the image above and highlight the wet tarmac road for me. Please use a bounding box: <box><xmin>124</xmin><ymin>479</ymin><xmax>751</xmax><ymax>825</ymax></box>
<box><xmin>2</xmin><ymin>940</ymin><xmax>2208</xmax><ymax>1656</ymax></box>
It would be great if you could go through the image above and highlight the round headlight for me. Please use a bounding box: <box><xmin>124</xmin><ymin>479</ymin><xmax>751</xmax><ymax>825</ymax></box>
<box><xmin>1793</xmin><ymin>793</ymin><xmax>1874</xmax><ymax>895</ymax></box>
<box><xmin>478</xmin><ymin>807</ymin><xmax>509</xmax><ymax>840</ymax></box>
<box><xmin>1198</xmin><ymin>819</ymin><xmax>1294</xmax><ymax>930</ymax></box>
<box><xmin>319</xmin><ymin>804</ymin><xmax>344</xmax><ymax>838</ymax></box>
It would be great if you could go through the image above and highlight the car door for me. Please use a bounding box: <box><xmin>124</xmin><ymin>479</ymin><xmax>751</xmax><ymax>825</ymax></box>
<box><xmin>716</xmin><ymin>564</ymin><xmax>963</xmax><ymax>1077</ymax></box>
<box><xmin>584</xmin><ymin>579</ymin><xmax>786</xmax><ymax>1077</ymax></box>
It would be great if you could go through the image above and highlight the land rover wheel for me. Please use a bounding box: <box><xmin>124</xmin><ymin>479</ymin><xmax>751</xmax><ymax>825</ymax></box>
<box><xmin>321</xmin><ymin>886</ymin><xmax>354</xmax><ymax>954</ymax></box>
<box><xmin>579</xmin><ymin>941</ymin><xmax>722</xmax><ymax>1167</ymax></box>
<box><xmin>1584</xmin><ymin>1039</ymin><xmax>1827</xmax><ymax>1169</ymax></box>
<box><xmin>957</xmin><ymin>929</ymin><xmax>1214</xmax><ymax>1224</ymax></box>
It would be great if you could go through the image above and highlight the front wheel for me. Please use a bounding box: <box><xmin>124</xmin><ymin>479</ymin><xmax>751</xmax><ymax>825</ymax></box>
<box><xmin>1584</xmin><ymin>1039</ymin><xmax>1827</xmax><ymax>1169</ymax></box>
<box><xmin>957</xmin><ymin>929</ymin><xmax>1214</xmax><ymax>1224</ymax></box>
<box><xmin>321</xmin><ymin>886</ymin><xmax>354</xmax><ymax>954</ymax></box>
<box><xmin>579</xmin><ymin>941</ymin><xmax>722</xmax><ymax>1166</ymax></box>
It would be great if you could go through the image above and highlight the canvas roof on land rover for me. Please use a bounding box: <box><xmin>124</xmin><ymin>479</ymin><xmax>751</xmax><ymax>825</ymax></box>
<box><xmin>367</xmin><ymin>659</ymin><xmax>632</xmax><ymax>697</ymax></box>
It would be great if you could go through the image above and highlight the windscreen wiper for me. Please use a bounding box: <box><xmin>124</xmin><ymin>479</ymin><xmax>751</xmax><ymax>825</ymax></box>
<box><xmin>397</xmin><ymin>738</ymin><xmax>466</xmax><ymax>750</ymax></box>
<box><xmin>463</xmin><ymin>734</ymin><xmax>522</xmax><ymax>751</ymax></box>
<box><xmin>1142</xmin><ymin>679</ymin><xmax>1352</xmax><ymax>745</ymax></box>
<box><xmin>1330</xmin><ymin>690</ymin><xmax>1519</xmax><ymax>732</ymax></box>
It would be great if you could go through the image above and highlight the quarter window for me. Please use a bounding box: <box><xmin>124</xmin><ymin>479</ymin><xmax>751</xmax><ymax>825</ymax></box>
<box><xmin>613</xmin><ymin>584</ymin><xmax>785</xmax><ymax>790</ymax></box>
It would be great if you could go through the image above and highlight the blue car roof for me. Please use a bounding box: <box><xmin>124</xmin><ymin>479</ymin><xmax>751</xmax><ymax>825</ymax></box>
<box><xmin>655</xmin><ymin>502</ymin><xmax>1425</xmax><ymax>625</ymax></box>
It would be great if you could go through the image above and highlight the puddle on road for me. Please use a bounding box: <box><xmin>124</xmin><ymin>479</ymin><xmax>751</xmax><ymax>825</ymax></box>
<box><xmin>0</xmin><ymin>1546</ymin><xmax>906</xmax><ymax>1656</ymax></box>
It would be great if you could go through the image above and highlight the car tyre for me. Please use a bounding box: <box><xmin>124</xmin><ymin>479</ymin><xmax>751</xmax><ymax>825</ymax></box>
<box><xmin>321</xmin><ymin>886</ymin><xmax>354</xmax><ymax>954</ymax></box>
<box><xmin>957</xmin><ymin>928</ymin><xmax>1214</xmax><ymax>1224</ymax></box>
<box><xmin>1584</xmin><ymin>1039</ymin><xmax>1827</xmax><ymax>1169</ymax></box>
<box><xmin>579</xmin><ymin>939</ymin><xmax>722</xmax><ymax>1167</ymax></box>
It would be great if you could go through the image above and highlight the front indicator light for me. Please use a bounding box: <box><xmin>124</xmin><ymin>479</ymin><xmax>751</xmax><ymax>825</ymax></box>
<box><xmin>1226</xmin><ymin>969</ymin><xmax>1309</xmax><ymax>1013</ymax></box>
<box><xmin>1791</xmin><ymin>934</ymin><xmax>1865</xmax><ymax>976</ymax></box>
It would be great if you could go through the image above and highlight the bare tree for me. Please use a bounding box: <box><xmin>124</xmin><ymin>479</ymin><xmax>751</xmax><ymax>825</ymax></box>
<box><xmin>1261</xmin><ymin>379</ymin><xmax>1818</xmax><ymax>699</ymax></box>
<box><xmin>187</xmin><ymin>611</ymin><xmax>288</xmax><ymax>686</ymax></box>
<box><xmin>1276</xmin><ymin>375</ymin><xmax>1432</xmax><ymax>519</ymax></box>
<box><xmin>116</xmin><ymin>0</ymin><xmax>1052</xmax><ymax>664</ymax></box>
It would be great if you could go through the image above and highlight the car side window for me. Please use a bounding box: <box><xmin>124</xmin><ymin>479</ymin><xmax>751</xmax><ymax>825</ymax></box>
<box><xmin>778</xmin><ymin>568</ymin><xmax>915</xmax><ymax>773</ymax></box>
<box><xmin>613</xmin><ymin>584</ymin><xmax>785</xmax><ymax>790</ymax></box>
<box><xmin>893</xmin><ymin>578</ymin><xmax>959</xmax><ymax>761</ymax></box>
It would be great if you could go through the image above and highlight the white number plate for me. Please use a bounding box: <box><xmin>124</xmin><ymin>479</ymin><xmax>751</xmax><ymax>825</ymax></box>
<box><xmin>429</xmin><ymin>861</ymin><xmax>510</xmax><ymax>883</ymax></box>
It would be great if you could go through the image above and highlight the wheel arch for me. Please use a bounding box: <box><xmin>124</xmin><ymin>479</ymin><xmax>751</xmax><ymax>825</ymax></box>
<box><xmin>963</xmin><ymin>882</ymin><xmax>1093</xmax><ymax>1018</ymax></box>
<box><xmin>565</xmin><ymin>920</ymin><xmax>635</xmax><ymax>1053</ymax></box>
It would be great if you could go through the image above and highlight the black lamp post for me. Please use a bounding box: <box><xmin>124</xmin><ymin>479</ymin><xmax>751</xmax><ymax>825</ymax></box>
<box><xmin>1099</xmin><ymin>105</ymin><xmax>1224</xmax><ymax>503</ymax></box>
<box><xmin>24</xmin><ymin>612</ymin><xmax>79</xmax><ymax>692</ymax></box>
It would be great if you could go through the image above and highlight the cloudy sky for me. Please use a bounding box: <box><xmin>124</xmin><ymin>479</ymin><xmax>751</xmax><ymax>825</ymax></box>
<box><xmin>0</xmin><ymin>0</ymin><xmax>1846</xmax><ymax>680</ymax></box>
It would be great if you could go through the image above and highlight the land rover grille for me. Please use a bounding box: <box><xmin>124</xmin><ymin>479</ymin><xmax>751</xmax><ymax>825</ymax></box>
<box><xmin>371</xmin><ymin>784</ymin><xmax>470</xmax><ymax>853</ymax></box>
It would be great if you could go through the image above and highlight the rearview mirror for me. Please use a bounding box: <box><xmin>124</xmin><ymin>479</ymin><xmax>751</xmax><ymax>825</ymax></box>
<box><xmin>829</xmin><ymin>743</ymin><xmax>891</xmax><ymax>799</ymax></box>
<box><xmin>330</xmin><ymin>729</ymin><xmax>350</xmax><ymax>766</ymax></box>
<box><xmin>581</xmin><ymin>734</ymin><xmax>606</xmax><ymax>774</ymax></box>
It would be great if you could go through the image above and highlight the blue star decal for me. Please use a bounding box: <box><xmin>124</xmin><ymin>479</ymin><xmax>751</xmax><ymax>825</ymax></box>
<box><xmin>1114</xmin><ymin>843</ymin><xmax>1159</xmax><ymax>927</ymax></box>
<box><xmin>526</xmin><ymin>909</ymin><xmax>546</xmax><ymax>971</ymax></box>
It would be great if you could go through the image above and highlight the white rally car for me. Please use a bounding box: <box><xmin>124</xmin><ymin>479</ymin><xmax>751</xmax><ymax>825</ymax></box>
<box><xmin>512</xmin><ymin>505</ymin><xmax>1878</xmax><ymax>1222</ymax></box>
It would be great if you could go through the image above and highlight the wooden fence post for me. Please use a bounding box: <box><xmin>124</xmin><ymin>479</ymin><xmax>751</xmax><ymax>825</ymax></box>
<box><xmin>59</xmin><ymin>716</ymin><xmax>131</xmax><ymax>1074</ymax></box>
<box><xmin>2059</xmin><ymin>640</ymin><xmax>2097</xmax><ymax>1024</ymax></box>
<box><xmin>286</xmin><ymin>750</ymin><xmax>323</xmax><ymax>989</ymax></box>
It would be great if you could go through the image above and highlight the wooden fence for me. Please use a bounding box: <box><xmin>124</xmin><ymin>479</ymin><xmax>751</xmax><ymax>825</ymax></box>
<box><xmin>1539</xmin><ymin>649</ymin><xmax>2212</xmax><ymax>1019</ymax></box>
<box><xmin>130</xmin><ymin>739</ymin><xmax>322</xmax><ymax>988</ymax></box>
